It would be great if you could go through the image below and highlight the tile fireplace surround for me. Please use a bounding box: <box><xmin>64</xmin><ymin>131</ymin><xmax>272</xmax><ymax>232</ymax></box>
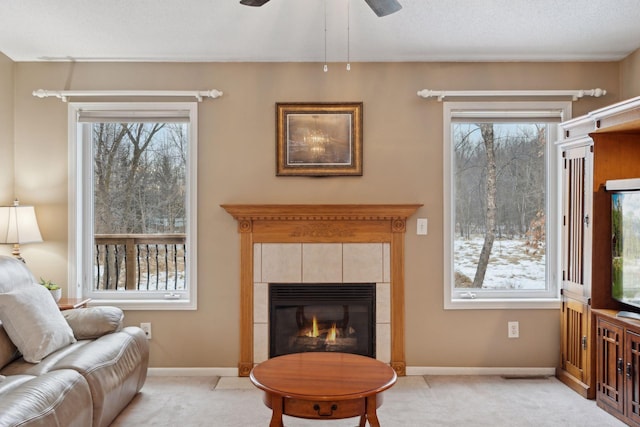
<box><xmin>222</xmin><ymin>204</ymin><xmax>421</xmax><ymax>377</ymax></box>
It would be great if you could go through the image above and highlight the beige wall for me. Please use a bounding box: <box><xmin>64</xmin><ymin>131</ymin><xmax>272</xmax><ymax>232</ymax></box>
<box><xmin>621</xmin><ymin>48</ymin><xmax>640</xmax><ymax>99</ymax></box>
<box><xmin>7</xmin><ymin>61</ymin><xmax>622</xmax><ymax>369</ymax></box>
<box><xmin>0</xmin><ymin>53</ymin><xmax>14</xmax><ymax>202</ymax></box>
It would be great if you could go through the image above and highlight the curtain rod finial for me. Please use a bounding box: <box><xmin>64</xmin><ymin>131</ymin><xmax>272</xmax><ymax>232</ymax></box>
<box><xmin>205</xmin><ymin>89</ymin><xmax>224</xmax><ymax>99</ymax></box>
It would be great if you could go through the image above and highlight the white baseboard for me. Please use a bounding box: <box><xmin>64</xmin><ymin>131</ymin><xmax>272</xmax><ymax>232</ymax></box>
<box><xmin>147</xmin><ymin>366</ymin><xmax>556</xmax><ymax>377</ymax></box>
<box><xmin>406</xmin><ymin>366</ymin><xmax>556</xmax><ymax>376</ymax></box>
<box><xmin>147</xmin><ymin>367</ymin><xmax>238</xmax><ymax>377</ymax></box>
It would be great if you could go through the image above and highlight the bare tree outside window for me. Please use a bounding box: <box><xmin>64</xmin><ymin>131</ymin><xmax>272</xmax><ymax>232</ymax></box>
<box><xmin>92</xmin><ymin>122</ymin><xmax>187</xmax><ymax>291</ymax></box>
<box><xmin>453</xmin><ymin>122</ymin><xmax>546</xmax><ymax>291</ymax></box>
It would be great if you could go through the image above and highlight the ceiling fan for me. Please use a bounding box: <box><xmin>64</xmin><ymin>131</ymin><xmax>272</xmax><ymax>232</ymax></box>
<box><xmin>239</xmin><ymin>0</ymin><xmax>402</xmax><ymax>17</ymax></box>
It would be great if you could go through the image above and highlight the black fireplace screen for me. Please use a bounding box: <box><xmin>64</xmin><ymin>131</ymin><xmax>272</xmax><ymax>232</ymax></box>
<box><xmin>269</xmin><ymin>283</ymin><xmax>376</xmax><ymax>358</ymax></box>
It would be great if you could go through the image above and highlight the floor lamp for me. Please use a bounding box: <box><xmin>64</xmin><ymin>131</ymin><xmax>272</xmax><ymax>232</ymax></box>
<box><xmin>0</xmin><ymin>200</ymin><xmax>43</xmax><ymax>262</ymax></box>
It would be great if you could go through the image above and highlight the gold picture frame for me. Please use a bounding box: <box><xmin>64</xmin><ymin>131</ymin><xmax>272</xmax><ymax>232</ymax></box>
<box><xmin>276</xmin><ymin>102</ymin><xmax>363</xmax><ymax>176</ymax></box>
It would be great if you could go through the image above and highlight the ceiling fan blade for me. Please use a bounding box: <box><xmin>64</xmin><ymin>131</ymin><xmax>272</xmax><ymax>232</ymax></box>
<box><xmin>363</xmin><ymin>0</ymin><xmax>402</xmax><ymax>17</ymax></box>
<box><xmin>239</xmin><ymin>0</ymin><xmax>271</xmax><ymax>6</ymax></box>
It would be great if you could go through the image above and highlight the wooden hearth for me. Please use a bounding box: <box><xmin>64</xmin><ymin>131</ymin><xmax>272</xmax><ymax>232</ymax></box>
<box><xmin>221</xmin><ymin>204</ymin><xmax>421</xmax><ymax>377</ymax></box>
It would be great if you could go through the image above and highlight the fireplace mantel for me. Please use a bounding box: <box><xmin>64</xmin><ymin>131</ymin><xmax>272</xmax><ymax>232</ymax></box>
<box><xmin>221</xmin><ymin>204</ymin><xmax>423</xmax><ymax>221</ymax></box>
<box><xmin>222</xmin><ymin>204</ymin><xmax>421</xmax><ymax>376</ymax></box>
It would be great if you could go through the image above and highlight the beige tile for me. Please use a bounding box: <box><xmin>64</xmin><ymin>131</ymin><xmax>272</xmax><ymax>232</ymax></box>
<box><xmin>383</xmin><ymin>243</ymin><xmax>390</xmax><ymax>283</ymax></box>
<box><xmin>302</xmin><ymin>243</ymin><xmax>342</xmax><ymax>283</ymax></box>
<box><xmin>215</xmin><ymin>377</ymin><xmax>254</xmax><ymax>390</ymax></box>
<box><xmin>253</xmin><ymin>282</ymin><xmax>268</xmax><ymax>323</ymax></box>
<box><xmin>376</xmin><ymin>282</ymin><xmax>390</xmax><ymax>323</ymax></box>
<box><xmin>253</xmin><ymin>323</ymin><xmax>268</xmax><ymax>364</ymax></box>
<box><xmin>376</xmin><ymin>323</ymin><xmax>391</xmax><ymax>364</ymax></box>
<box><xmin>253</xmin><ymin>244</ymin><xmax>262</xmax><ymax>283</ymax></box>
<box><xmin>343</xmin><ymin>243</ymin><xmax>383</xmax><ymax>283</ymax></box>
<box><xmin>262</xmin><ymin>243</ymin><xmax>302</xmax><ymax>283</ymax></box>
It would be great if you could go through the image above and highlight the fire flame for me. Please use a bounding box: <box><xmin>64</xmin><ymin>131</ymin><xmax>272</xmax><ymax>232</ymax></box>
<box><xmin>302</xmin><ymin>317</ymin><xmax>339</xmax><ymax>344</ymax></box>
<box><xmin>325</xmin><ymin>323</ymin><xmax>337</xmax><ymax>344</ymax></box>
<box><xmin>305</xmin><ymin>316</ymin><xmax>320</xmax><ymax>337</ymax></box>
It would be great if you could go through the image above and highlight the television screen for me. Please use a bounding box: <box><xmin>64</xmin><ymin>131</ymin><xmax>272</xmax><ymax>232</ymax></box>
<box><xmin>611</xmin><ymin>190</ymin><xmax>640</xmax><ymax>309</ymax></box>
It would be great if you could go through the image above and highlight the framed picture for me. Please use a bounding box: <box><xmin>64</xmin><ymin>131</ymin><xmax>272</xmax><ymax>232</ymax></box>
<box><xmin>276</xmin><ymin>102</ymin><xmax>363</xmax><ymax>176</ymax></box>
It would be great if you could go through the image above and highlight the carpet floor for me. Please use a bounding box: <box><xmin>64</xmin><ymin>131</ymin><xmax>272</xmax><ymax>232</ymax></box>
<box><xmin>111</xmin><ymin>375</ymin><xmax>626</xmax><ymax>426</ymax></box>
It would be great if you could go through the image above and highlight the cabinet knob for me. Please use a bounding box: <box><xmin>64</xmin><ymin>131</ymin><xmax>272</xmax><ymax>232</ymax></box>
<box><xmin>618</xmin><ymin>358</ymin><xmax>624</xmax><ymax>374</ymax></box>
<box><xmin>627</xmin><ymin>362</ymin><xmax>633</xmax><ymax>378</ymax></box>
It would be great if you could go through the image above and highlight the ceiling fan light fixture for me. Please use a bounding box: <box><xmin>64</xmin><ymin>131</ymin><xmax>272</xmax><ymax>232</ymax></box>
<box><xmin>239</xmin><ymin>0</ymin><xmax>271</xmax><ymax>6</ymax></box>
<box><xmin>239</xmin><ymin>0</ymin><xmax>402</xmax><ymax>18</ymax></box>
<box><xmin>363</xmin><ymin>0</ymin><xmax>402</xmax><ymax>17</ymax></box>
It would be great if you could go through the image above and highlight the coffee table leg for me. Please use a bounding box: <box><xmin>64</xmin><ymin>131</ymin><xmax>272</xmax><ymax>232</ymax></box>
<box><xmin>365</xmin><ymin>395</ymin><xmax>380</xmax><ymax>427</ymax></box>
<box><xmin>269</xmin><ymin>394</ymin><xmax>284</xmax><ymax>427</ymax></box>
<box><xmin>359</xmin><ymin>414</ymin><xmax>367</xmax><ymax>427</ymax></box>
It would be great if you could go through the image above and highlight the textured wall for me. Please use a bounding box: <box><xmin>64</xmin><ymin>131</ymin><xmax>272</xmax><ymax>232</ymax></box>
<box><xmin>0</xmin><ymin>53</ymin><xmax>14</xmax><ymax>202</ymax></box>
<box><xmin>10</xmin><ymin>60</ymin><xmax>621</xmax><ymax>369</ymax></box>
<box><xmin>621</xmin><ymin>48</ymin><xmax>640</xmax><ymax>99</ymax></box>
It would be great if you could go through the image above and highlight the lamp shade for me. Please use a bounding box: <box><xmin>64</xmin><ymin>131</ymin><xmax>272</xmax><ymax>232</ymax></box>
<box><xmin>0</xmin><ymin>204</ymin><xmax>43</xmax><ymax>244</ymax></box>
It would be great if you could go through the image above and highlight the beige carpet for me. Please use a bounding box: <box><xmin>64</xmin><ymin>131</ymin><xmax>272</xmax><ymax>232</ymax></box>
<box><xmin>111</xmin><ymin>375</ymin><xmax>625</xmax><ymax>426</ymax></box>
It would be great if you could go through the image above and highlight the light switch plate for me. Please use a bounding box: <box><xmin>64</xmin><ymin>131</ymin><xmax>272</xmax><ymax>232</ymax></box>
<box><xmin>417</xmin><ymin>218</ymin><xmax>428</xmax><ymax>235</ymax></box>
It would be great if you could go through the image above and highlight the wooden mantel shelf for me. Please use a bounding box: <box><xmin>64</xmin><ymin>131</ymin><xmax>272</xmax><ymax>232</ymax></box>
<box><xmin>221</xmin><ymin>204</ymin><xmax>423</xmax><ymax>221</ymax></box>
<box><xmin>222</xmin><ymin>203</ymin><xmax>422</xmax><ymax>377</ymax></box>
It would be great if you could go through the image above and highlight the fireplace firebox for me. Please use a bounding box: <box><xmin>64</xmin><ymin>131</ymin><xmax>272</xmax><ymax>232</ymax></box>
<box><xmin>269</xmin><ymin>283</ymin><xmax>376</xmax><ymax>358</ymax></box>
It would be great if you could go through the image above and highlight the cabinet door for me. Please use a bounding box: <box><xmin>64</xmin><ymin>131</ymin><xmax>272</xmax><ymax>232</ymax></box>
<box><xmin>561</xmin><ymin>144</ymin><xmax>593</xmax><ymax>298</ymax></box>
<box><xmin>626</xmin><ymin>330</ymin><xmax>640</xmax><ymax>424</ymax></box>
<box><xmin>596</xmin><ymin>317</ymin><xmax>624</xmax><ymax>413</ymax></box>
<box><xmin>561</xmin><ymin>298</ymin><xmax>590</xmax><ymax>385</ymax></box>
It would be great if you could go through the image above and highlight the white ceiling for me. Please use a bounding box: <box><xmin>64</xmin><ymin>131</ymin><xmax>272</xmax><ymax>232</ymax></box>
<box><xmin>1</xmin><ymin>0</ymin><xmax>640</xmax><ymax>63</ymax></box>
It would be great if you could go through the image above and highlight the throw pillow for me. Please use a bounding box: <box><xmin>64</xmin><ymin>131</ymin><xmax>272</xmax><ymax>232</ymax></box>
<box><xmin>62</xmin><ymin>306</ymin><xmax>124</xmax><ymax>339</ymax></box>
<box><xmin>0</xmin><ymin>285</ymin><xmax>76</xmax><ymax>363</ymax></box>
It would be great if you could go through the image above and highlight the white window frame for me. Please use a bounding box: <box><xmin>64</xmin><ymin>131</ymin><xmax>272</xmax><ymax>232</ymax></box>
<box><xmin>443</xmin><ymin>101</ymin><xmax>569</xmax><ymax>309</ymax></box>
<box><xmin>67</xmin><ymin>102</ymin><xmax>198</xmax><ymax>310</ymax></box>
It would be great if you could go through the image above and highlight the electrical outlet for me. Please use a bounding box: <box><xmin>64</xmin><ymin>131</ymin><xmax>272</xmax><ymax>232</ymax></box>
<box><xmin>508</xmin><ymin>321</ymin><xmax>519</xmax><ymax>339</ymax></box>
<box><xmin>140</xmin><ymin>322</ymin><xmax>152</xmax><ymax>340</ymax></box>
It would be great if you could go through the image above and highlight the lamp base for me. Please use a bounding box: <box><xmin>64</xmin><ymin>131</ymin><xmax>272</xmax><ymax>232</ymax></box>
<box><xmin>11</xmin><ymin>244</ymin><xmax>25</xmax><ymax>263</ymax></box>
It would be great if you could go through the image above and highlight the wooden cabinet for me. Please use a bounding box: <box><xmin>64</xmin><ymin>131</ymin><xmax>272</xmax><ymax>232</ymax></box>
<box><xmin>559</xmin><ymin>296</ymin><xmax>592</xmax><ymax>396</ymax></box>
<box><xmin>596</xmin><ymin>314</ymin><xmax>624</xmax><ymax>413</ymax></box>
<box><xmin>556</xmin><ymin>97</ymin><xmax>640</xmax><ymax>399</ymax></box>
<box><xmin>561</xmin><ymin>144</ymin><xmax>592</xmax><ymax>299</ymax></box>
<box><xmin>626</xmin><ymin>330</ymin><xmax>640</xmax><ymax>425</ymax></box>
<box><xmin>557</xmin><ymin>144</ymin><xmax>594</xmax><ymax>397</ymax></box>
<box><xmin>595</xmin><ymin>310</ymin><xmax>640</xmax><ymax>426</ymax></box>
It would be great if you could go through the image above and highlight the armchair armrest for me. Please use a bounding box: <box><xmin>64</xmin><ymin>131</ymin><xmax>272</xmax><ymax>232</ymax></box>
<box><xmin>62</xmin><ymin>306</ymin><xmax>124</xmax><ymax>340</ymax></box>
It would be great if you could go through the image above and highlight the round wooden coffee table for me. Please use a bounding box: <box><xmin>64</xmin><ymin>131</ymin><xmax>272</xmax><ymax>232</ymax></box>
<box><xmin>250</xmin><ymin>352</ymin><xmax>397</xmax><ymax>427</ymax></box>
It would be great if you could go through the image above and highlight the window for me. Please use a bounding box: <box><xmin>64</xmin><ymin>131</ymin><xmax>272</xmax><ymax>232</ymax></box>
<box><xmin>68</xmin><ymin>102</ymin><xmax>198</xmax><ymax>310</ymax></box>
<box><xmin>444</xmin><ymin>101</ymin><xmax>569</xmax><ymax>309</ymax></box>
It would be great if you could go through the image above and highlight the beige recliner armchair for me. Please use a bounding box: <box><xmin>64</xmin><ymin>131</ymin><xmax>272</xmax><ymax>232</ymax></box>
<box><xmin>0</xmin><ymin>255</ymin><xmax>149</xmax><ymax>427</ymax></box>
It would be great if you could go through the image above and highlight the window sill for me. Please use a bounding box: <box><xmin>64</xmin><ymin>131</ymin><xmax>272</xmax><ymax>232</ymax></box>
<box><xmin>445</xmin><ymin>298</ymin><xmax>561</xmax><ymax>310</ymax></box>
<box><xmin>88</xmin><ymin>298</ymin><xmax>197</xmax><ymax>311</ymax></box>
